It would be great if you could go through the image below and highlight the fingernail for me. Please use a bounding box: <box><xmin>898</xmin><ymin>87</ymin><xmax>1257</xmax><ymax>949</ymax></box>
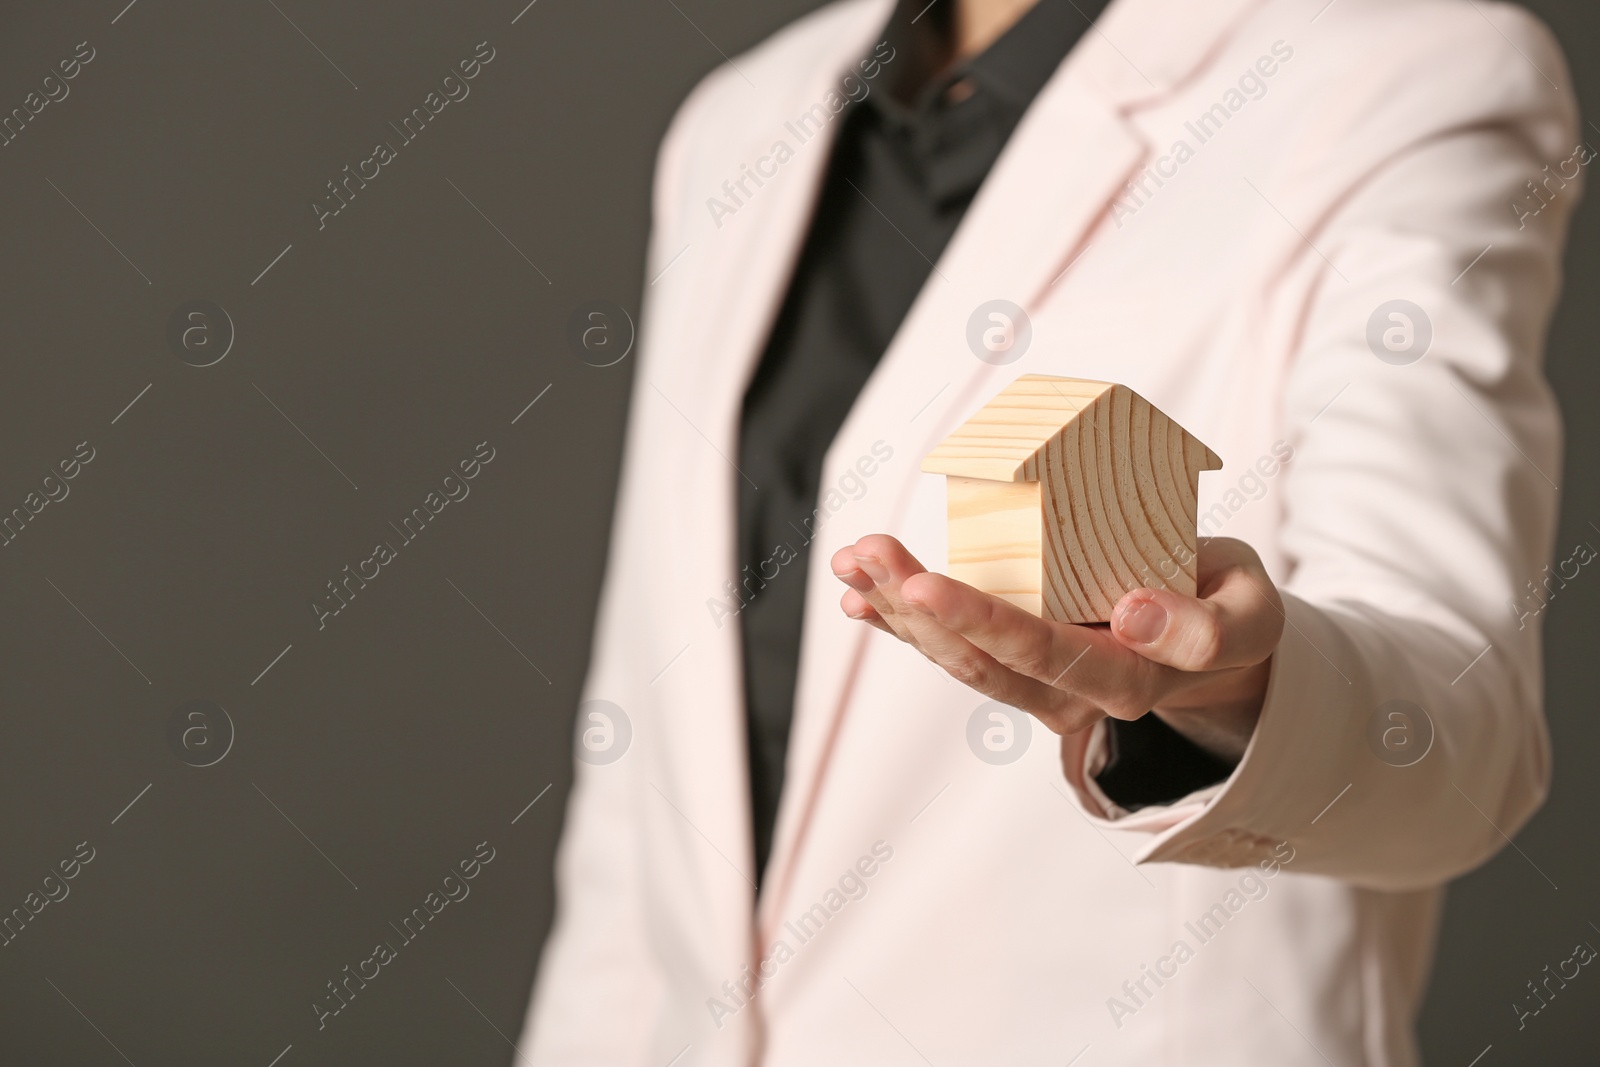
<box><xmin>1118</xmin><ymin>599</ymin><xmax>1167</xmax><ymax>644</ymax></box>
<box><xmin>853</xmin><ymin>555</ymin><xmax>890</xmax><ymax>584</ymax></box>
<box><xmin>834</xmin><ymin>567</ymin><xmax>874</xmax><ymax>593</ymax></box>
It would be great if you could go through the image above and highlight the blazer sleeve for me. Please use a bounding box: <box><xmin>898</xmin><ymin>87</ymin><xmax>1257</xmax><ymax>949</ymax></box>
<box><xmin>518</xmin><ymin>68</ymin><xmax>721</xmax><ymax>1063</ymax></box>
<box><xmin>1062</xmin><ymin>6</ymin><xmax>1581</xmax><ymax>891</ymax></box>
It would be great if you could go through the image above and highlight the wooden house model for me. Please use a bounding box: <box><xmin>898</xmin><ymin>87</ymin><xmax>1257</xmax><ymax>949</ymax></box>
<box><xmin>921</xmin><ymin>375</ymin><xmax>1222</xmax><ymax>624</ymax></box>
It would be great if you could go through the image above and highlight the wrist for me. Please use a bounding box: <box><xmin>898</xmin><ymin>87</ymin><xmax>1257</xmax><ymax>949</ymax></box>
<box><xmin>1149</xmin><ymin>656</ymin><xmax>1273</xmax><ymax>762</ymax></box>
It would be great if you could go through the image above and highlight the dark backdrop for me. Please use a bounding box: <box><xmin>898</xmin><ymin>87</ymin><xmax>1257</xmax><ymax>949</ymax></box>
<box><xmin>0</xmin><ymin>2</ymin><xmax>1593</xmax><ymax>1064</ymax></box>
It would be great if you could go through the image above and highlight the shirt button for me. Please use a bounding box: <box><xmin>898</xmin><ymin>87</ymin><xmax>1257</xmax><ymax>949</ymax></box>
<box><xmin>943</xmin><ymin>76</ymin><xmax>977</xmax><ymax>105</ymax></box>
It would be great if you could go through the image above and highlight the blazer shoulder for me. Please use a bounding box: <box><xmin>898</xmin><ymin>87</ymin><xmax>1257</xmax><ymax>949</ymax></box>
<box><xmin>1296</xmin><ymin>0</ymin><xmax>1574</xmax><ymax>118</ymax></box>
<box><xmin>1232</xmin><ymin>0</ymin><xmax>1579</xmax><ymax>172</ymax></box>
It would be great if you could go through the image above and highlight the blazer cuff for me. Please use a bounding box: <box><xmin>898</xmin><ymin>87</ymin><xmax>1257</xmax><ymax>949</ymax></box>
<box><xmin>1061</xmin><ymin>591</ymin><xmax>1356</xmax><ymax>869</ymax></box>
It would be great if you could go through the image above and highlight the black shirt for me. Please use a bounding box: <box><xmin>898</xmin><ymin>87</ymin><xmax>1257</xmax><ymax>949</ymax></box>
<box><xmin>735</xmin><ymin>0</ymin><xmax>1229</xmax><ymax>882</ymax></box>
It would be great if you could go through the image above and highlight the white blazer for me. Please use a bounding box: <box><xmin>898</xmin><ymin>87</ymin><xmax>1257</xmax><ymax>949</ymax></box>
<box><xmin>522</xmin><ymin>0</ymin><xmax>1580</xmax><ymax>1063</ymax></box>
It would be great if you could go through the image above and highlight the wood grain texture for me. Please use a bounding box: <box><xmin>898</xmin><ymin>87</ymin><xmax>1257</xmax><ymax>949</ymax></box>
<box><xmin>924</xmin><ymin>375</ymin><xmax>1222</xmax><ymax>624</ymax></box>
<box><xmin>923</xmin><ymin>377</ymin><xmax>1113</xmax><ymax>482</ymax></box>
<box><xmin>946</xmin><ymin>476</ymin><xmax>1042</xmax><ymax>616</ymax></box>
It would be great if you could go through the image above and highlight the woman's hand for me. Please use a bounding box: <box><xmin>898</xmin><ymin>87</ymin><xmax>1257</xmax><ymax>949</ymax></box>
<box><xmin>830</xmin><ymin>535</ymin><xmax>1285</xmax><ymax>761</ymax></box>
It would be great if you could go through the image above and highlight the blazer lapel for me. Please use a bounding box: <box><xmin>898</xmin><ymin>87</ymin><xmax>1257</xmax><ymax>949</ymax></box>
<box><xmin>642</xmin><ymin>0</ymin><xmax>898</xmax><ymax>944</ymax></box>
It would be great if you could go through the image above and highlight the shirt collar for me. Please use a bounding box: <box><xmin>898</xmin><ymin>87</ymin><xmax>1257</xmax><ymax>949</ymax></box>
<box><xmin>876</xmin><ymin>0</ymin><xmax>1113</xmax><ymax>116</ymax></box>
<box><xmin>964</xmin><ymin>0</ymin><xmax>1112</xmax><ymax>110</ymax></box>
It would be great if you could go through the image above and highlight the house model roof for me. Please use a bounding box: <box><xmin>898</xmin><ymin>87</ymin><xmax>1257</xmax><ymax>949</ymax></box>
<box><xmin>921</xmin><ymin>374</ymin><xmax>1222</xmax><ymax>482</ymax></box>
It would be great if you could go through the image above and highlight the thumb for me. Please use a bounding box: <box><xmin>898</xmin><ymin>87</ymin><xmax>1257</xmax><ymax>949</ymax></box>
<box><xmin>1109</xmin><ymin>582</ymin><xmax>1277</xmax><ymax>673</ymax></box>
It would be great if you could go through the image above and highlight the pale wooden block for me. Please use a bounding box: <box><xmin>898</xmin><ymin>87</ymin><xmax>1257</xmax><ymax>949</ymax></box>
<box><xmin>927</xmin><ymin>375</ymin><xmax>1221</xmax><ymax>625</ymax></box>
<box><xmin>946</xmin><ymin>477</ymin><xmax>1042</xmax><ymax>616</ymax></box>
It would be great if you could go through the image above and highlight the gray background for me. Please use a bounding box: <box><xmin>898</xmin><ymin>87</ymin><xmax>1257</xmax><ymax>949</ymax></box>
<box><xmin>0</xmin><ymin>1</ymin><xmax>1592</xmax><ymax>1064</ymax></box>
